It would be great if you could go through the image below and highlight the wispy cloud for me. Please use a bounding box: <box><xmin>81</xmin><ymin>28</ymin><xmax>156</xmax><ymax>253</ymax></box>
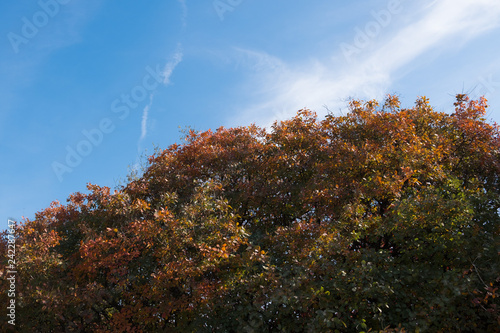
<box><xmin>177</xmin><ymin>0</ymin><xmax>188</xmax><ymax>29</ymax></box>
<box><xmin>230</xmin><ymin>0</ymin><xmax>500</xmax><ymax>127</ymax></box>
<box><xmin>162</xmin><ymin>44</ymin><xmax>184</xmax><ymax>84</ymax></box>
<box><xmin>141</xmin><ymin>44</ymin><xmax>183</xmax><ymax>141</ymax></box>
<box><xmin>366</xmin><ymin>0</ymin><xmax>500</xmax><ymax>74</ymax></box>
<box><xmin>135</xmin><ymin>45</ymin><xmax>184</xmax><ymax>167</ymax></box>
<box><xmin>140</xmin><ymin>94</ymin><xmax>154</xmax><ymax>141</ymax></box>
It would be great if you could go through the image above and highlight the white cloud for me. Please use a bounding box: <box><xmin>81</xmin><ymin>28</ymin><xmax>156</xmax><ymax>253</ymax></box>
<box><xmin>133</xmin><ymin>7</ymin><xmax>185</xmax><ymax>162</ymax></box>
<box><xmin>140</xmin><ymin>94</ymin><xmax>154</xmax><ymax>141</ymax></box>
<box><xmin>177</xmin><ymin>0</ymin><xmax>188</xmax><ymax>29</ymax></box>
<box><xmin>162</xmin><ymin>44</ymin><xmax>183</xmax><ymax>85</ymax></box>
<box><xmin>136</xmin><ymin>45</ymin><xmax>183</xmax><ymax>155</ymax></box>
<box><xmin>230</xmin><ymin>0</ymin><xmax>500</xmax><ymax>127</ymax></box>
<box><xmin>368</xmin><ymin>0</ymin><xmax>500</xmax><ymax>73</ymax></box>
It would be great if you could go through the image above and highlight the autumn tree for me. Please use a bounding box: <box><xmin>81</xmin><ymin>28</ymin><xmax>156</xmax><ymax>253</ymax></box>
<box><xmin>1</xmin><ymin>95</ymin><xmax>499</xmax><ymax>332</ymax></box>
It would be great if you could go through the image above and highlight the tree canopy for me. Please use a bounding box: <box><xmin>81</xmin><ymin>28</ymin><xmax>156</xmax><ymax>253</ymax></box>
<box><xmin>2</xmin><ymin>95</ymin><xmax>499</xmax><ymax>332</ymax></box>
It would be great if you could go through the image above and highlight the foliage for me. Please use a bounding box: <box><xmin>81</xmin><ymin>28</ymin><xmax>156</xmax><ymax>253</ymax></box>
<box><xmin>1</xmin><ymin>95</ymin><xmax>499</xmax><ymax>332</ymax></box>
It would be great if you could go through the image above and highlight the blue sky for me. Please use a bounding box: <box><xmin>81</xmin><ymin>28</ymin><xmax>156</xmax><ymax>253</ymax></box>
<box><xmin>1</xmin><ymin>0</ymin><xmax>500</xmax><ymax>230</ymax></box>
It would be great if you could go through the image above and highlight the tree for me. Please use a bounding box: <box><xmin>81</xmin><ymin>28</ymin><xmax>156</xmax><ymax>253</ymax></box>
<box><xmin>2</xmin><ymin>95</ymin><xmax>499</xmax><ymax>332</ymax></box>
